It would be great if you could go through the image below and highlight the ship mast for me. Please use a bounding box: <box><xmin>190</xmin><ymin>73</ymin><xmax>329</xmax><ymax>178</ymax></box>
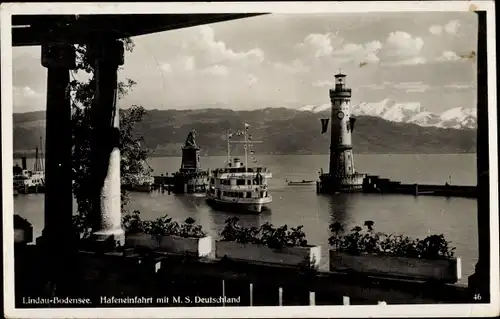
<box><xmin>229</xmin><ymin>124</ymin><xmax>262</xmax><ymax>171</ymax></box>
<box><xmin>226</xmin><ymin>129</ymin><xmax>231</xmax><ymax>165</ymax></box>
<box><xmin>244</xmin><ymin>128</ymin><xmax>248</xmax><ymax>172</ymax></box>
<box><xmin>39</xmin><ymin>136</ymin><xmax>44</xmax><ymax>171</ymax></box>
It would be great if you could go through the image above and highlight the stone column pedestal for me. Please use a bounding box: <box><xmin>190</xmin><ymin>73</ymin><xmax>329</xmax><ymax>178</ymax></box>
<box><xmin>87</xmin><ymin>39</ymin><xmax>125</xmax><ymax>248</ymax></box>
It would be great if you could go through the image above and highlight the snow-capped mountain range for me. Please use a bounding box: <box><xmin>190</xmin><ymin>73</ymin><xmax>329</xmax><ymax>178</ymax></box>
<box><xmin>299</xmin><ymin>98</ymin><xmax>477</xmax><ymax>129</ymax></box>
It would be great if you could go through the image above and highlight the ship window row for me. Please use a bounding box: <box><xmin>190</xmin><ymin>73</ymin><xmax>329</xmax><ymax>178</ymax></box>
<box><xmin>218</xmin><ymin>179</ymin><xmax>264</xmax><ymax>186</ymax></box>
<box><xmin>213</xmin><ymin>167</ymin><xmax>269</xmax><ymax>174</ymax></box>
<box><xmin>222</xmin><ymin>191</ymin><xmax>268</xmax><ymax>198</ymax></box>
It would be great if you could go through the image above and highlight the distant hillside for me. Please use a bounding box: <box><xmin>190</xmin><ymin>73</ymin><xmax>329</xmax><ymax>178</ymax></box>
<box><xmin>12</xmin><ymin>108</ymin><xmax>476</xmax><ymax>158</ymax></box>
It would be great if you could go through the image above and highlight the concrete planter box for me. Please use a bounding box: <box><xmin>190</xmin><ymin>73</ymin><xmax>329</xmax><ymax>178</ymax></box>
<box><xmin>215</xmin><ymin>241</ymin><xmax>321</xmax><ymax>268</ymax></box>
<box><xmin>126</xmin><ymin>233</ymin><xmax>212</xmax><ymax>257</ymax></box>
<box><xmin>329</xmin><ymin>251</ymin><xmax>462</xmax><ymax>283</ymax></box>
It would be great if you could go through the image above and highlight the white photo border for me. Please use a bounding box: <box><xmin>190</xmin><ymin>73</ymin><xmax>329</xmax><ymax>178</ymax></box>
<box><xmin>1</xmin><ymin>1</ymin><xmax>498</xmax><ymax>318</ymax></box>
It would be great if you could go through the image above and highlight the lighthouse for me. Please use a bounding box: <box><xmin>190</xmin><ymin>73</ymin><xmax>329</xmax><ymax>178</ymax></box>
<box><xmin>318</xmin><ymin>72</ymin><xmax>365</xmax><ymax>193</ymax></box>
<box><xmin>329</xmin><ymin>73</ymin><xmax>355</xmax><ymax>177</ymax></box>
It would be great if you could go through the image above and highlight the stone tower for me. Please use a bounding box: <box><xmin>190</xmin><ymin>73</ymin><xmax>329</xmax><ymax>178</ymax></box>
<box><xmin>329</xmin><ymin>73</ymin><xmax>356</xmax><ymax>179</ymax></box>
<box><xmin>180</xmin><ymin>130</ymin><xmax>201</xmax><ymax>172</ymax></box>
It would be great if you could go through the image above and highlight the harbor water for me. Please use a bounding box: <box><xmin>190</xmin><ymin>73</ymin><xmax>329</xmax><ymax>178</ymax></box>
<box><xmin>13</xmin><ymin>153</ymin><xmax>478</xmax><ymax>281</ymax></box>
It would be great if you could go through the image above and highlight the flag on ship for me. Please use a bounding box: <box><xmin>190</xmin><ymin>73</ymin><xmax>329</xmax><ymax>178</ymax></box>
<box><xmin>321</xmin><ymin>118</ymin><xmax>329</xmax><ymax>134</ymax></box>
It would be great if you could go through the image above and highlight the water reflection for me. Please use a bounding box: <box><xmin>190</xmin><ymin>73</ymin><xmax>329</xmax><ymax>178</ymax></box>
<box><xmin>327</xmin><ymin>193</ymin><xmax>350</xmax><ymax>226</ymax></box>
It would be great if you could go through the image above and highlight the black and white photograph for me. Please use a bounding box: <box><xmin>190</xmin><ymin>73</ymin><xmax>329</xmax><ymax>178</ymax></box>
<box><xmin>1</xmin><ymin>1</ymin><xmax>499</xmax><ymax>318</ymax></box>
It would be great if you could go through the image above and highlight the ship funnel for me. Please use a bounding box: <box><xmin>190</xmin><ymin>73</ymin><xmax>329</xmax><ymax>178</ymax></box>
<box><xmin>233</xmin><ymin>157</ymin><xmax>243</xmax><ymax>167</ymax></box>
<box><xmin>21</xmin><ymin>157</ymin><xmax>27</xmax><ymax>170</ymax></box>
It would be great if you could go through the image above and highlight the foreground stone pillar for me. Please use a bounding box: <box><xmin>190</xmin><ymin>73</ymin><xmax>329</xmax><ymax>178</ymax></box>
<box><xmin>468</xmin><ymin>11</ymin><xmax>490</xmax><ymax>303</ymax></box>
<box><xmin>87</xmin><ymin>39</ymin><xmax>125</xmax><ymax>248</ymax></box>
<box><xmin>40</xmin><ymin>42</ymin><xmax>75</xmax><ymax>247</ymax></box>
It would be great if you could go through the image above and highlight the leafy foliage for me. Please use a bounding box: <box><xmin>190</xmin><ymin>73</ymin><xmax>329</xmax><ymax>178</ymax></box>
<box><xmin>122</xmin><ymin>211</ymin><xmax>206</xmax><ymax>239</ymax></box>
<box><xmin>328</xmin><ymin>221</ymin><xmax>456</xmax><ymax>260</ymax></box>
<box><xmin>220</xmin><ymin>217</ymin><xmax>309</xmax><ymax>249</ymax></box>
<box><xmin>70</xmin><ymin>39</ymin><xmax>152</xmax><ymax>238</ymax></box>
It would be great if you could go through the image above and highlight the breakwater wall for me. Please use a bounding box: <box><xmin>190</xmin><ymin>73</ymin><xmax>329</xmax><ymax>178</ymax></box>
<box><xmin>362</xmin><ymin>175</ymin><xmax>477</xmax><ymax>198</ymax></box>
<box><xmin>153</xmin><ymin>173</ymin><xmax>207</xmax><ymax>194</ymax></box>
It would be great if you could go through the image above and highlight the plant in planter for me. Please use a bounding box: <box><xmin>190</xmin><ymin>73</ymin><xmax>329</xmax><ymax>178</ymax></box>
<box><xmin>156</xmin><ymin>217</ymin><xmax>211</xmax><ymax>257</ymax></box>
<box><xmin>177</xmin><ymin>217</ymin><xmax>207</xmax><ymax>239</ymax></box>
<box><xmin>216</xmin><ymin>217</ymin><xmax>321</xmax><ymax>268</ymax></box>
<box><xmin>220</xmin><ymin>216</ymin><xmax>261</xmax><ymax>244</ymax></box>
<box><xmin>328</xmin><ymin>221</ymin><xmax>461</xmax><ymax>283</ymax></box>
<box><xmin>122</xmin><ymin>210</ymin><xmax>145</xmax><ymax>235</ymax></box>
<box><xmin>123</xmin><ymin>212</ymin><xmax>211</xmax><ymax>257</ymax></box>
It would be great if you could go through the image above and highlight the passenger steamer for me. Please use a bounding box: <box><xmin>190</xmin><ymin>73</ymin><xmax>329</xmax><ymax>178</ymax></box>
<box><xmin>206</xmin><ymin>124</ymin><xmax>272</xmax><ymax>214</ymax></box>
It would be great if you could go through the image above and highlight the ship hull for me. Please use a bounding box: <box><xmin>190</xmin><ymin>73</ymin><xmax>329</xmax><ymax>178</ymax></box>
<box><xmin>205</xmin><ymin>196</ymin><xmax>271</xmax><ymax>214</ymax></box>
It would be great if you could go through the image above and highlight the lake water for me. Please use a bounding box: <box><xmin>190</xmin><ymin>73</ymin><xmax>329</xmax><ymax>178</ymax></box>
<box><xmin>13</xmin><ymin>154</ymin><xmax>478</xmax><ymax>282</ymax></box>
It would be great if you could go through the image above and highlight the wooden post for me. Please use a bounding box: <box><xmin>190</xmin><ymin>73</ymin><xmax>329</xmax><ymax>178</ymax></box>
<box><xmin>342</xmin><ymin>296</ymin><xmax>350</xmax><ymax>305</ymax></box>
<box><xmin>249</xmin><ymin>283</ymin><xmax>253</xmax><ymax>306</ymax></box>
<box><xmin>278</xmin><ymin>287</ymin><xmax>283</xmax><ymax>306</ymax></box>
<box><xmin>468</xmin><ymin>10</ymin><xmax>491</xmax><ymax>303</ymax></box>
<box><xmin>309</xmin><ymin>291</ymin><xmax>315</xmax><ymax>306</ymax></box>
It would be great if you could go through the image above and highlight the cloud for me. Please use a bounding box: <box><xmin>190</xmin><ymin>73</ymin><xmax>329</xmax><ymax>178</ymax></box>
<box><xmin>378</xmin><ymin>31</ymin><xmax>427</xmax><ymax>66</ymax></box>
<box><xmin>437</xmin><ymin>51</ymin><xmax>462</xmax><ymax>61</ymax></box>
<box><xmin>444</xmin><ymin>20</ymin><xmax>460</xmax><ymax>34</ymax></box>
<box><xmin>183</xmin><ymin>56</ymin><xmax>196</xmax><ymax>71</ymax></box>
<box><xmin>160</xmin><ymin>63</ymin><xmax>172</xmax><ymax>73</ymax></box>
<box><xmin>272</xmin><ymin>59</ymin><xmax>310</xmax><ymax>74</ymax></box>
<box><xmin>182</xmin><ymin>25</ymin><xmax>265</xmax><ymax>69</ymax></box>
<box><xmin>14</xmin><ymin>86</ymin><xmax>45</xmax><ymax>112</ymax></box>
<box><xmin>295</xmin><ymin>32</ymin><xmax>343</xmax><ymax>58</ymax></box>
<box><xmin>429</xmin><ymin>20</ymin><xmax>460</xmax><ymax>36</ymax></box>
<box><xmin>313</xmin><ymin>80</ymin><xmax>336</xmax><ymax>87</ymax></box>
<box><xmin>332</xmin><ymin>40</ymin><xmax>382</xmax><ymax>64</ymax></box>
<box><xmin>383</xmin><ymin>31</ymin><xmax>424</xmax><ymax>58</ymax></box>
<box><xmin>200</xmin><ymin>65</ymin><xmax>229</xmax><ymax>76</ymax></box>
<box><xmin>429</xmin><ymin>25</ymin><xmax>443</xmax><ymax>35</ymax></box>
<box><xmin>247</xmin><ymin>74</ymin><xmax>258</xmax><ymax>86</ymax></box>
<box><xmin>381</xmin><ymin>56</ymin><xmax>427</xmax><ymax>67</ymax></box>
<box><xmin>436</xmin><ymin>51</ymin><xmax>474</xmax><ymax>63</ymax></box>
<box><xmin>392</xmin><ymin>81</ymin><xmax>431</xmax><ymax>93</ymax></box>
<box><xmin>15</xmin><ymin>86</ymin><xmax>41</xmax><ymax>98</ymax></box>
<box><xmin>444</xmin><ymin>82</ymin><xmax>474</xmax><ymax>90</ymax></box>
<box><xmin>359</xmin><ymin>83</ymin><xmax>386</xmax><ymax>90</ymax></box>
<box><xmin>295</xmin><ymin>32</ymin><xmax>382</xmax><ymax>66</ymax></box>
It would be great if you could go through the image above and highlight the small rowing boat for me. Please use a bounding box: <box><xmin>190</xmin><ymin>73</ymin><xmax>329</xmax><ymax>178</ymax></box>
<box><xmin>285</xmin><ymin>178</ymin><xmax>316</xmax><ymax>186</ymax></box>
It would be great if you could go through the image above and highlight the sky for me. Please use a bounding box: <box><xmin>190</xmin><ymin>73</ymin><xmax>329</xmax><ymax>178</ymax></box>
<box><xmin>12</xmin><ymin>11</ymin><xmax>478</xmax><ymax>114</ymax></box>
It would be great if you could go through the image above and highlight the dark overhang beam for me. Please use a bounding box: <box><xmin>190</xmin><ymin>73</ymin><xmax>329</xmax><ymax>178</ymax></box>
<box><xmin>12</xmin><ymin>13</ymin><xmax>268</xmax><ymax>47</ymax></box>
